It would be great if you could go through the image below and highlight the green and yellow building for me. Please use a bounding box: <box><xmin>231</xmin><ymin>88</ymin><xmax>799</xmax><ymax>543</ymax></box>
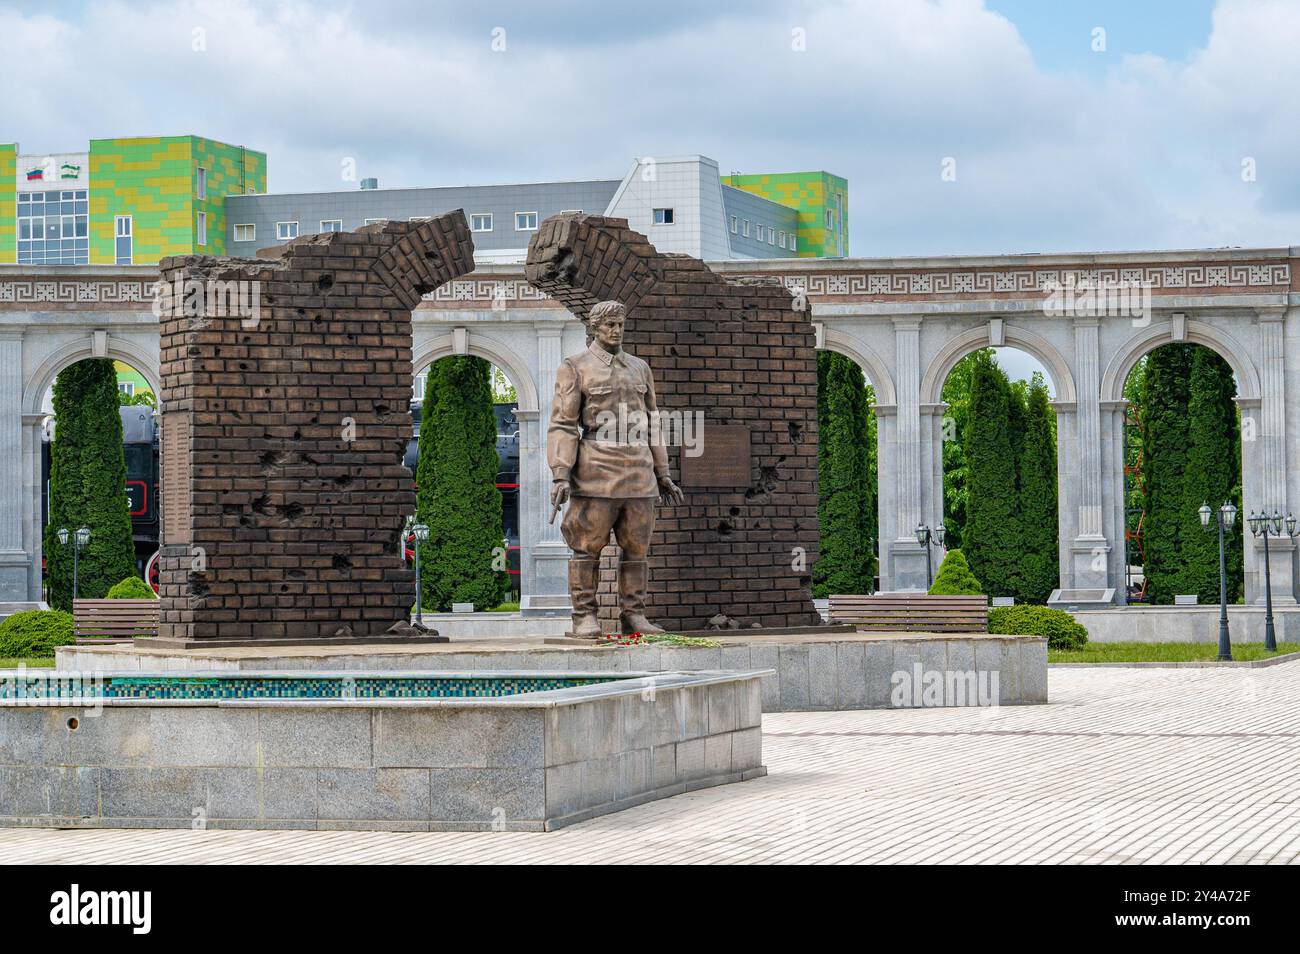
<box><xmin>721</xmin><ymin>170</ymin><xmax>849</xmax><ymax>258</ymax></box>
<box><xmin>0</xmin><ymin>135</ymin><xmax>265</xmax><ymax>266</ymax></box>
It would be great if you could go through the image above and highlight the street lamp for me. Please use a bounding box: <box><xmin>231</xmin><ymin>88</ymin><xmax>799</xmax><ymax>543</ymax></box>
<box><xmin>57</xmin><ymin>525</ymin><xmax>92</xmax><ymax>603</ymax></box>
<box><xmin>1249</xmin><ymin>509</ymin><xmax>1300</xmax><ymax>652</ymax></box>
<box><xmin>915</xmin><ymin>522</ymin><xmax>946</xmax><ymax>590</ymax></box>
<box><xmin>411</xmin><ymin>523</ymin><xmax>430</xmax><ymax>626</ymax></box>
<box><xmin>1199</xmin><ymin>501</ymin><xmax>1237</xmax><ymax>661</ymax></box>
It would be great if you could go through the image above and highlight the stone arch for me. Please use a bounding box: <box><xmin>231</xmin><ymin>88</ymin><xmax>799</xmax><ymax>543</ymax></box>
<box><xmin>22</xmin><ymin>336</ymin><xmax>161</xmax><ymax>416</ymax></box>
<box><xmin>921</xmin><ymin>324</ymin><xmax>1077</xmax><ymax>406</ymax></box>
<box><xmin>1100</xmin><ymin>319</ymin><xmax>1261</xmax><ymax>403</ymax></box>
<box><xmin>820</xmin><ymin>326</ymin><xmax>897</xmax><ymax>407</ymax></box>
<box><xmin>412</xmin><ymin>333</ymin><xmax>539</xmax><ymax>413</ymax></box>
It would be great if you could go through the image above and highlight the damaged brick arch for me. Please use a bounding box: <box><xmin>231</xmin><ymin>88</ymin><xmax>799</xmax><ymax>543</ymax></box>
<box><xmin>525</xmin><ymin>214</ymin><xmax>822</xmax><ymax>631</ymax></box>
<box><xmin>156</xmin><ymin>212</ymin><xmax>475</xmax><ymax>642</ymax></box>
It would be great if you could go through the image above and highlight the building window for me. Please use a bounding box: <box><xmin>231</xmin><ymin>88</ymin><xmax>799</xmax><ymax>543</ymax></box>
<box><xmin>729</xmin><ymin>215</ymin><xmax>738</xmax><ymax>234</ymax></box>
<box><xmin>409</xmin><ymin>216</ymin><xmax>432</xmax><ymax>222</ymax></box>
<box><xmin>277</xmin><ymin>221</ymin><xmax>299</xmax><ymax>241</ymax></box>
<box><xmin>321</xmin><ymin>219</ymin><xmax>342</xmax><ymax>232</ymax></box>
<box><xmin>778</xmin><ymin>231</ymin><xmax>786</xmax><ymax>249</ymax></box>
<box><xmin>196</xmin><ymin>166</ymin><xmax>207</xmax><ymax>200</ymax></box>
<box><xmin>364</xmin><ymin>218</ymin><xmax>387</xmax><ymax>225</ymax></box>
<box><xmin>234</xmin><ymin>223</ymin><xmax>255</xmax><ymax>242</ymax></box>
<box><xmin>768</xmin><ymin>228</ymin><xmax>776</xmax><ymax>245</ymax></box>
<box><xmin>471</xmin><ymin>213</ymin><xmax>493</xmax><ymax>232</ymax></box>
<box><xmin>653</xmin><ymin>207</ymin><xmax>674</xmax><ymax>225</ymax></box>
<box><xmin>742</xmin><ymin>219</ymin><xmax>750</xmax><ymax>237</ymax></box>
<box><xmin>18</xmin><ymin>189</ymin><xmax>89</xmax><ymax>265</ymax></box>
<box><xmin>118</xmin><ymin>381</ymin><xmax>135</xmax><ymax>397</ymax></box>
<box><xmin>114</xmin><ymin>215</ymin><xmax>132</xmax><ymax>266</ymax></box>
<box><xmin>789</xmin><ymin>234</ymin><xmax>797</xmax><ymax>252</ymax></box>
<box><xmin>825</xmin><ymin>209</ymin><xmax>835</xmax><ymax>229</ymax></box>
<box><xmin>755</xmin><ymin>225</ymin><xmax>765</xmax><ymax>243</ymax></box>
<box><xmin>559</xmin><ymin>209</ymin><xmax>583</xmax><ymax>215</ymax></box>
<box><xmin>514</xmin><ymin>211</ymin><xmax>538</xmax><ymax>231</ymax></box>
<box><xmin>197</xmin><ymin>211</ymin><xmax>207</xmax><ymax>247</ymax></box>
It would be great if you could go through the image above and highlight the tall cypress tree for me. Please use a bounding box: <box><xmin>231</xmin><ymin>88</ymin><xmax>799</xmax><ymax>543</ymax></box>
<box><xmin>962</xmin><ymin>351</ymin><xmax>1019</xmax><ymax>598</ymax></box>
<box><xmin>814</xmin><ymin>352</ymin><xmax>876</xmax><ymax>595</ymax></box>
<box><xmin>1018</xmin><ymin>374</ymin><xmax>1059</xmax><ymax>603</ymax></box>
<box><xmin>940</xmin><ymin>349</ymin><xmax>990</xmax><ymax>549</ymax></box>
<box><xmin>45</xmin><ymin>359</ymin><xmax>137</xmax><ymax>611</ymax></box>
<box><xmin>1179</xmin><ymin>347</ymin><xmax>1243</xmax><ymax>602</ymax></box>
<box><xmin>1139</xmin><ymin>344</ymin><xmax>1194</xmax><ymax>603</ymax></box>
<box><xmin>415</xmin><ymin>356</ymin><xmax>507</xmax><ymax>611</ymax></box>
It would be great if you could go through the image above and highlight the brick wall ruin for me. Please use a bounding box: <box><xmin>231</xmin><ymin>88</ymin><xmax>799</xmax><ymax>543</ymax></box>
<box><xmin>525</xmin><ymin>214</ymin><xmax>821</xmax><ymax>632</ymax></box>
<box><xmin>155</xmin><ymin>212</ymin><xmax>474</xmax><ymax>642</ymax></box>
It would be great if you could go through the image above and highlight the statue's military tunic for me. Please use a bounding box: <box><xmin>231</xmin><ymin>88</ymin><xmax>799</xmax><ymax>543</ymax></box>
<box><xmin>547</xmin><ymin>343</ymin><xmax>668</xmax><ymax>557</ymax></box>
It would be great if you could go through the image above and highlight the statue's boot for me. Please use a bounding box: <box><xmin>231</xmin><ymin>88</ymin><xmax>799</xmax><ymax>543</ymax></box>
<box><xmin>618</xmin><ymin>559</ymin><xmax>664</xmax><ymax>635</ymax></box>
<box><xmin>568</xmin><ymin>556</ymin><xmax>602</xmax><ymax>639</ymax></box>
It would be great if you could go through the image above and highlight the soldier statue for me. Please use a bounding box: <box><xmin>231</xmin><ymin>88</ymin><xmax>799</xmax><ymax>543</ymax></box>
<box><xmin>547</xmin><ymin>300</ymin><xmax>686</xmax><ymax>639</ymax></box>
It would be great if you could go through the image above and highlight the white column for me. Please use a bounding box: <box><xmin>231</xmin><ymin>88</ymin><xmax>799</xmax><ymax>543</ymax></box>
<box><xmin>0</xmin><ymin>333</ymin><xmax>31</xmax><ymax>601</ymax></box>
<box><xmin>22</xmin><ymin>414</ymin><xmax>46</xmax><ymax>602</ymax></box>
<box><xmin>1066</xmin><ymin>317</ymin><xmax>1114</xmax><ymax>596</ymax></box>
<box><xmin>889</xmin><ymin>318</ymin><xmax>927</xmax><ymax>590</ymax></box>
<box><xmin>1254</xmin><ymin>308</ymin><xmax>1294</xmax><ymax>603</ymax></box>
<box><xmin>521</xmin><ymin>323</ymin><xmax>572</xmax><ymax>615</ymax></box>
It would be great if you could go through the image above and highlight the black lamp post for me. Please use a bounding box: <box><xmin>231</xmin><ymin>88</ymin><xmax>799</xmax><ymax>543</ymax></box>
<box><xmin>1249</xmin><ymin>510</ymin><xmax>1300</xmax><ymax>652</ymax></box>
<box><xmin>411</xmin><ymin>522</ymin><xmax>430</xmax><ymax>626</ymax></box>
<box><xmin>915</xmin><ymin>522</ymin><xmax>945</xmax><ymax>590</ymax></box>
<box><xmin>1199</xmin><ymin>501</ymin><xmax>1237</xmax><ymax>661</ymax></box>
<box><xmin>57</xmin><ymin>525</ymin><xmax>92</xmax><ymax>603</ymax></box>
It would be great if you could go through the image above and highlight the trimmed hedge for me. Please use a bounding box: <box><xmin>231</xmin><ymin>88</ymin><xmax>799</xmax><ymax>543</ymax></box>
<box><xmin>929</xmin><ymin>548</ymin><xmax>982</xmax><ymax>595</ymax></box>
<box><xmin>0</xmin><ymin>610</ymin><xmax>76</xmax><ymax>659</ymax></box>
<box><xmin>814</xmin><ymin>351</ymin><xmax>877</xmax><ymax>596</ymax></box>
<box><xmin>989</xmin><ymin>604</ymin><xmax>1088</xmax><ymax>650</ymax></box>
<box><xmin>107</xmin><ymin>575</ymin><xmax>157</xmax><ymax>600</ymax></box>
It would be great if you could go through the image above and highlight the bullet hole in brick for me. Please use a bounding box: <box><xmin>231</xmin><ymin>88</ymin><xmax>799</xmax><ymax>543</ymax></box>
<box><xmin>287</xmin><ymin>569</ymin><xmax>305</xmax><ymax>579</ymax></box>
<box><xmin>799</xmin><ymin>576</ymin><xmax>812</xmax><ymax>587</ymax></box>
<box><xmin>264</xmin><ymin>295</ymin><xmax>274</xmax><ymax>305</ymax></box>
<box><xmin>221</xmin><ymin>503</ymin><xmax>244</xmax><ymax>515</ymax></box>
<box><xmin>241</xmin><ymin>335</ymin><xmax>251</xmax><ymax>343</ymax></box>
<box><xmin>238</xmin><ymin>515</ymin><xmax>252</xmax><ymax>527</ymax></box>
<box><xmin>413</xmin><ymin>282</ymin><xmax>436</xmax><ymax>297</ymax></box>
<box><xmin>744</xmin><ymin>486</ymin><xmax>765</xmax><ymax>501</ymax></box>
<box><xmin>312</xmin><ymin>315</ymin><xmax>323</xmax><ymax>325</ymax></box>
<box><xmin>316</xmin><ymin>274</ymin><xmax>333</xmax><ymax>292</ymax></box>
<box><xmin>277</xmin><ymin>502</ymin><xmax>305</xmax><ymax>523</ymax></box>
<box><xmin>250</xmin><ymin>494</ymin><xmax>270</xmax><ymax>515</ymax></box>
<box><xmin>229</xmin><ymin>409</ymin><xmax>243</xmax><ymax>421</ymax></box>
<box><xmin>187</xmin><ymin>574</ymin><xmax>210</xmax><ymax>598</ymax></box>
<box><xmin>296</xmin><ymin>308</ymin><xmax>305</xmax><ymax>317</ymax></box>
<box><xmin>669</xmin><ymin>346</ymin><xmax>679</xmax><ymax>357</ymax></box>
<box><xmin>293</xmin><ymin>430</ymin><xmax>302</xmax><ymax>441</ymax></box>
<box><xmin>716</xmin><ymin>521</ymin><xmax>734</xmax><ymax>537</ymax></box>
<box><xmin>331</xmin><ymin>553</ymin><xmax>352</xmax><ymax>570</ymax></box>
<box><xmin>309</xmin><ymin>416</ymin><xmax>319</xmax><ymax>424</ymax></box>
<box><xmin>298</xmin><ymin>452</ymin><xmax>319</xmax><ymax>466</ymax></box>
<box><xmin>259</xmin><ymin>449</ymin><xmax>293</xmax><ymax>471</ymax></box>
<box><xmin>729</xmin><ymin>507</ymin><xmax>741</xmax><ymax>516</ymax></box>
<box><xmin>239</xmin><ymin>362</ymin><xmax>249</xmax><ymax>371</ymax></box>
<box><xmin>788</xmin><ymin>421</ymin><xmax>804</xmax><ymax>443</ymax></box>
<box><xmin>188</xmin><ymin>347</ymin><xmax>202</xmax><ymax>357</ymax></box>
<box><xmin>333</xmin><ymin>474</ymin><xmax>354</xmax><ymax>488</ymax></box>
<box><xmin>280</xmin><ymin>584</ymin><xmax>290</xmax><ymax>593</ymax></box>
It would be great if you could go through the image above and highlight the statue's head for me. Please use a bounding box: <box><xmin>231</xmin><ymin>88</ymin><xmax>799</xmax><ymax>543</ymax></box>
<box><xmin>588</xmin><ymin>300</ymin><xmax>626</xmax><ymax>350</ymax></box>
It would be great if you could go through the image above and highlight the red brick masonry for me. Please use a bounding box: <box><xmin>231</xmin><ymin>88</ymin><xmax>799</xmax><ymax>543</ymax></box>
<box><xmin>156</xmin><ymin>214</ymin><xmax>475</xmax><ymax>640</ymax></box>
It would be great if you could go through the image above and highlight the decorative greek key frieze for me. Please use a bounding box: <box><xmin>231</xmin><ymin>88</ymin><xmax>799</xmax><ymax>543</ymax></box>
<box><xmin>0</xmin><ymin>280</ymin><xmax>156</xmax><ymax>305</ymax></box>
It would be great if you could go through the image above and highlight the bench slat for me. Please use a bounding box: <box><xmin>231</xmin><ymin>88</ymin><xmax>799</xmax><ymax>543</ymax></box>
<box><xmin>828</xmin><ymin>593</ymin><xmax>988</xmax><ymax>633</ymax></box>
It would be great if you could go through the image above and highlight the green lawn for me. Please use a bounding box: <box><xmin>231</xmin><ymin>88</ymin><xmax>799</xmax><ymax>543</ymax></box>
<box><xmin>0</xmin><ymin>657</ymin><xmax>55</xmax><ymax>668</ymax></box>
<box><xmin>1049</xmin><ymin>641</ymin><xmax>1300</xmax><ymax>664</ymax></box>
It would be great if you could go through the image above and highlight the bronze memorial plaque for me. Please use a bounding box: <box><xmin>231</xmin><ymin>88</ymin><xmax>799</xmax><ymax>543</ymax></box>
<box><xmin>679</xmin><ymin>423</ymin><xmax>751</xmax><ymax>488</ymax></box>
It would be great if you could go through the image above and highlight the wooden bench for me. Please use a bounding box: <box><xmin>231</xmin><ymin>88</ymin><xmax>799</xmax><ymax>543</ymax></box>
<box><xmin>828</xmin><ymin>594</ymin><xmax>989</xmax><ymax>633</ymax></box>
<box><xmin>72</xmin><ymin>599</ymin><xmax>159</xmax><ymax>643</ymax></box>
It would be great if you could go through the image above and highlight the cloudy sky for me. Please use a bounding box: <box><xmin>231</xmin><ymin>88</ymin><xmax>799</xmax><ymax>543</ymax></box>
<box><xmin>2</xmin><ymin>0</ymin><xmax>1297</xmax><ymax>260</ymax></box>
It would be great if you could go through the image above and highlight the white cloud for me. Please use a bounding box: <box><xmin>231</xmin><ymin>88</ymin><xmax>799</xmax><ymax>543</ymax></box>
<box><xmin>0</xmin><ymin>0</ymin><xmax>1295</xmax><ymax>255</ymax></box>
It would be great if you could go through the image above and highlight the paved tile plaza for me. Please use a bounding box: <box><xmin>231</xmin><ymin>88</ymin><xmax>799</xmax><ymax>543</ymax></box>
<box><xmin>3</xmin><ymin>665</ymin><xmax>1297</xmax><ymax>864</ymax></box>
